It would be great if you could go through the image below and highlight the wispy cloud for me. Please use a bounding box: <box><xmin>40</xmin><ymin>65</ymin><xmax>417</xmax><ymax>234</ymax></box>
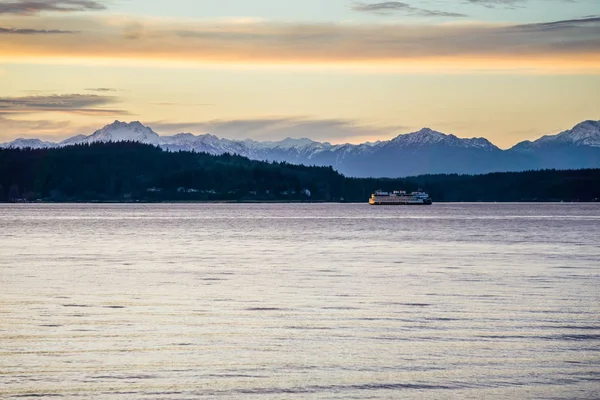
<box><xmin>465</xmin><ymin>0</ymin><xmax>524</xmax><ymax>8</ymax></box>
<box><xmin>0</xmin><ymin>0</ymin><xmax>105</xmax><ymax>15</ymax></box>
<box><xmin>465</xmin><ymin>0</ymin><xmax>580</xmax><ymax>8</ymax></box>
<box><xmin>0</xmin><ymin>115</ymin><xmax>72</xmax><ymax>140</ymax></box>
<box><xmin>352</xmin><ymin>2</ymin><xmax>467</xmax><ymax>17</ymax></box>
<box><xmin>515</xmin><ymin>16</ymin><xmax>600</xmax><ymax>30</ymax></box>
<box><xmin>0</xmin><ymin>26</ymin><xmax>76</xmax><ymax>34</ymax></box>
<box><xmin>84</xmin><ymin>87</ymin><xmax>118</xmax><ymax>92</ymax></box>
<box><xmin>0</xmin><ymin>93</ymin><xmax>129</xmax><ymax>115</ymax></box>
<box><xmin>0</xmin><ymin>15</ymin><xmax>598</xmax><ymax>72</ymax></box>
<box><xmin>151</xmin><ymin>102</ymin><xmax>213</xmax><ymax>107</ymax></box>
<box><xmin>150</xmin><ymin>117</ymin><xmax>406</xmax><ymax>143</ymax></box>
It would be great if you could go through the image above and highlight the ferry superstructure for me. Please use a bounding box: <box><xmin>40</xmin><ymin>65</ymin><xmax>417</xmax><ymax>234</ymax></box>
<box><xmin>369</xmin><ymin>190</ymin><xmax>432</xmax><ymax>205</ymax></box>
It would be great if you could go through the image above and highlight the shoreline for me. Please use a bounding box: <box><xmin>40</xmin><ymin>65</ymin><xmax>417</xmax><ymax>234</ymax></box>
<box><xmin>1</xmin><ymin>200</ymin><xmax>598</xmax><ymax>205</ymax></box>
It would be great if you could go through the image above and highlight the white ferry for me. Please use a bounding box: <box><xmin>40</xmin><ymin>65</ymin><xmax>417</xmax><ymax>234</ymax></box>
<box><xmin>369</xmin><ymin>190</ymin><xmax>432</xmax><ymax>205</ymax></box>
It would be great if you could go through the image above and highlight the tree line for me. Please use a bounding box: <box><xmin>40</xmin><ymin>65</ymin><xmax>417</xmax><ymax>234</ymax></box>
<box><xmin>1</xmin><ymin>142</ymin><xmax>599</xmax><ymax>202</ymax></box>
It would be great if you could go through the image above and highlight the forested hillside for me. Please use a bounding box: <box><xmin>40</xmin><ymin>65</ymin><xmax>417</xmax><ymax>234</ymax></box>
<box><xmin>1</xmin><ymin>142</ymin><xmax>599</xmax><ymax>202</ymax></box>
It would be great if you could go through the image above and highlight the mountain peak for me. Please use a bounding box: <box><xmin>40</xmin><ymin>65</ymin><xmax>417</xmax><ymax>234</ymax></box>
<box><xmin>106</xmin><ymin>120</ymin><xmax>145</xmax><ymax>129</ymax></box>
<box><xmin>568</xmin><ymin>120</ymin><xmax>600</xmax><ymax>142</ymax></box>
<box><xmin>416</xmin><ymin>127</ymin><xmax>441</xmax><ymax>135</ymax></box>
<box><xmin>171</xmin><ymin>132</ymin><xmax>195</xmax><ymax>138</ymax></box>
<box><xmin>391</xmin><ymin>128</ymin><xmax>447</xmax><ymax>146</ymax></box>
<box><xmin>521</xmin><ymin>119</ymin><xmax>600</xmax><ymax>148</ymax></box>
<box><xmin>87</xmin><ymin>120</ymin><xmax>160</xmax><ymax>145</ymax></box>
<box><xmin>389</xmin><ymin>127</ymin><xmax>498</xmax><ymax>150</ymax></box>
<box><xmin>108</xmin><ymin>120</ymin><xmax>126</xmax><ymax>127</ymax></box>
<box><xmin>573</xmin><ymin>120</ymin><xmax>599</xmax><ymax>130</ymax></box>
<box><xmin>275</xmin><ymin>137</ymin><xmax>316</xmax><ymax>148</ymax></box>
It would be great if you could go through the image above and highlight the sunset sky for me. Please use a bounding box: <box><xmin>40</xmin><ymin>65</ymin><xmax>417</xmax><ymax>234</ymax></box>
<box><xmin>1</xmin><ymin>0</ymin><xmax>599</xmax><ymax>147</ymax></box>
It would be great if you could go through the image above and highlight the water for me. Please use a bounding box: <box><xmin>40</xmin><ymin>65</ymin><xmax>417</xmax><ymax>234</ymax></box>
<box><xmin>1</xmin><ymin>203</ymin><xmax>599</xmax><ymax>399</ymax></box>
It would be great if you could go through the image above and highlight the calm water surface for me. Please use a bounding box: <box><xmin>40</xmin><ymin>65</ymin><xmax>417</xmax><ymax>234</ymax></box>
<box><xmin>1</xmin><ymin>203</ymin><xmax>599</xmax><ymax>399</ymax></box>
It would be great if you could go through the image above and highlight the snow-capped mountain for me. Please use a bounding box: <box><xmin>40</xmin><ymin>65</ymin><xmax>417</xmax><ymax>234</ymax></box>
<box><xmin>511</xmin><ymin>120</ymin><xmax>600</xmax><ymax>150</ymax></box>
<box><xmin>507</xmin><ymin>120</ymin><xmax>600</xmax><ymax>171</ymax></box>
<box><xmin>160</xmin><ymin>133</ymin><xmax>249</xmax><ymax>155</ymax></box>
<box><xmin>2</xmin><ymin>119</ymin><xmax>599</xmax><ymax>177</ymax></box>
<box><xmin>244</xmin><ymin>137</ymin><xmax>320</xmax><ymax>150</ymax></box>
<box><xmin>387</xmin><ymin>128</ymin><xmax>497</xmax><ymax>150</ymax></box>
<box><xmin>12</xmin><ymin>121</ymin><xmax>164</xmax><ymax>148</ymax></box>
<box><xmin>0</xmin><ymin>138</ymin><xmax>55</xmax><ymax>149</ymax></box>
<box><xmin>86</xmin><ymin>120</ymin><xmax>161</xmax><ymax>145</ymax></box>
<box><xmin>542</xmin><ymin>120</ymin><xmax>600</xmax><ymax>147</ymax></box>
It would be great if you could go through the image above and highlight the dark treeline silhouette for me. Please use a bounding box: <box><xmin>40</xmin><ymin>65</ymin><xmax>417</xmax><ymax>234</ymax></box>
<box><xmin>1</xmin><ymin>142</ymin><xmax>599</xmax><ymax>202</ymax></box>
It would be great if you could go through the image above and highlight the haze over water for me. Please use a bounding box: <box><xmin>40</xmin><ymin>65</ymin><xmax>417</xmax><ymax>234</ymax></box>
<box><xmin>1</xmin><ymin>203</ymin><xmax>599</xmax><ymax>399</ymax></box>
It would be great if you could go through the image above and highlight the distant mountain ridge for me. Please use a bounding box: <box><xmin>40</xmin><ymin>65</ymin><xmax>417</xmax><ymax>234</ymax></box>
<box><xmin>2</xmin><ymin>119</ymin><xmax>599</xmax><ymax>177</ymax></box>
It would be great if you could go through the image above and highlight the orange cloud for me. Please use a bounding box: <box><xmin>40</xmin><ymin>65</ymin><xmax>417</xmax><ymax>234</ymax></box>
<box><xmin>0</xmin><ymin>15</ymin><xmax>599</xmax><ymax>73</ymax></box>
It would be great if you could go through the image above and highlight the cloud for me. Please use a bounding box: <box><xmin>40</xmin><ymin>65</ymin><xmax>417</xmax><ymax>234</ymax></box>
<box><xmin>0</xmin><ymin>93</ymin><xmax>129</xmax><ymax>115</ymax></box>
<box><xmin>122</xmin><ymin>21</ymin><xmax>144</xmax><ymax>40</ymax></box>
<box><xmin>0</xmin><ymin>115</ymin><xmax>72</xmax><ymax>140</ymax></box>
<box><xmin>84</xmin><ymin>87</ymin><xmax>118</xmax><ymax>92</ymax></box>
<box><xmin>515</xmin><ymin>16</ymin><xmax>600</xmax><ymax>30</ymax></box>
<box><xmin>151</xmin><ymin>102</ymin><xmax>212</xmax><ymax>106</ymax></box>
<box><xmin>352</xmin><ymin>2</ymin><xmax>467</xmax><ymax>17</ymax></box>
<box><xmin>465</xmin><ymin>0</ymin><xmax>523</xmax><ymax>8</ymax></box>
<box><xmin>0</xmin><ymin>26</ymin><xmax>76</xmax><ymax>34</ymax></box>
<box><xmin>465</xmin><ymin>0</ymin><xmax>580</xmax><ymax>8</ymax></box>
<box><xmin>150</xmin><ymin>117</ymin><xmax>406</xmax><ymax>143</ymax></box>
<box><xmin>0</xmin><ymin>16</ymin><xmax>598</xmax><ymax>72</ymax></box>
<box><xmin>0</xmin><ymin>0</ymin><xmax>105</xmax><ymax>15</ymax></box>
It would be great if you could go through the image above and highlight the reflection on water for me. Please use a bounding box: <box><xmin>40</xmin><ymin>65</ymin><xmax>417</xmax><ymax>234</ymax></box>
<box><xmin>1</xmin><ymin>203</ymin><xmax>599</xmax><ymax>399</ymax></box>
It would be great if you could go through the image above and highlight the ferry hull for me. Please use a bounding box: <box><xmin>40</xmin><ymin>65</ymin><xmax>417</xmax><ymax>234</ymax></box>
<box><xmin>369</xmin><ymin>200</ymin><xmax>432</xmax><ymax>205</ymax></box>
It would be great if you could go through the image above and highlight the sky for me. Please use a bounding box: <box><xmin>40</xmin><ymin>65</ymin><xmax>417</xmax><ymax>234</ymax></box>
<box><xmin>0</xmin><ymin>0</ymin><xmax>599</xmax><ymax>148</ymax></box>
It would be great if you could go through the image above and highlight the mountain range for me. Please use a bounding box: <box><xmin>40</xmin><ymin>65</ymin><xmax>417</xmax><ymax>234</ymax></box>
<box><xmin>2</xmin><ymin>120</ymin><xmax>599</xmax><ymax>178</ymax></box>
